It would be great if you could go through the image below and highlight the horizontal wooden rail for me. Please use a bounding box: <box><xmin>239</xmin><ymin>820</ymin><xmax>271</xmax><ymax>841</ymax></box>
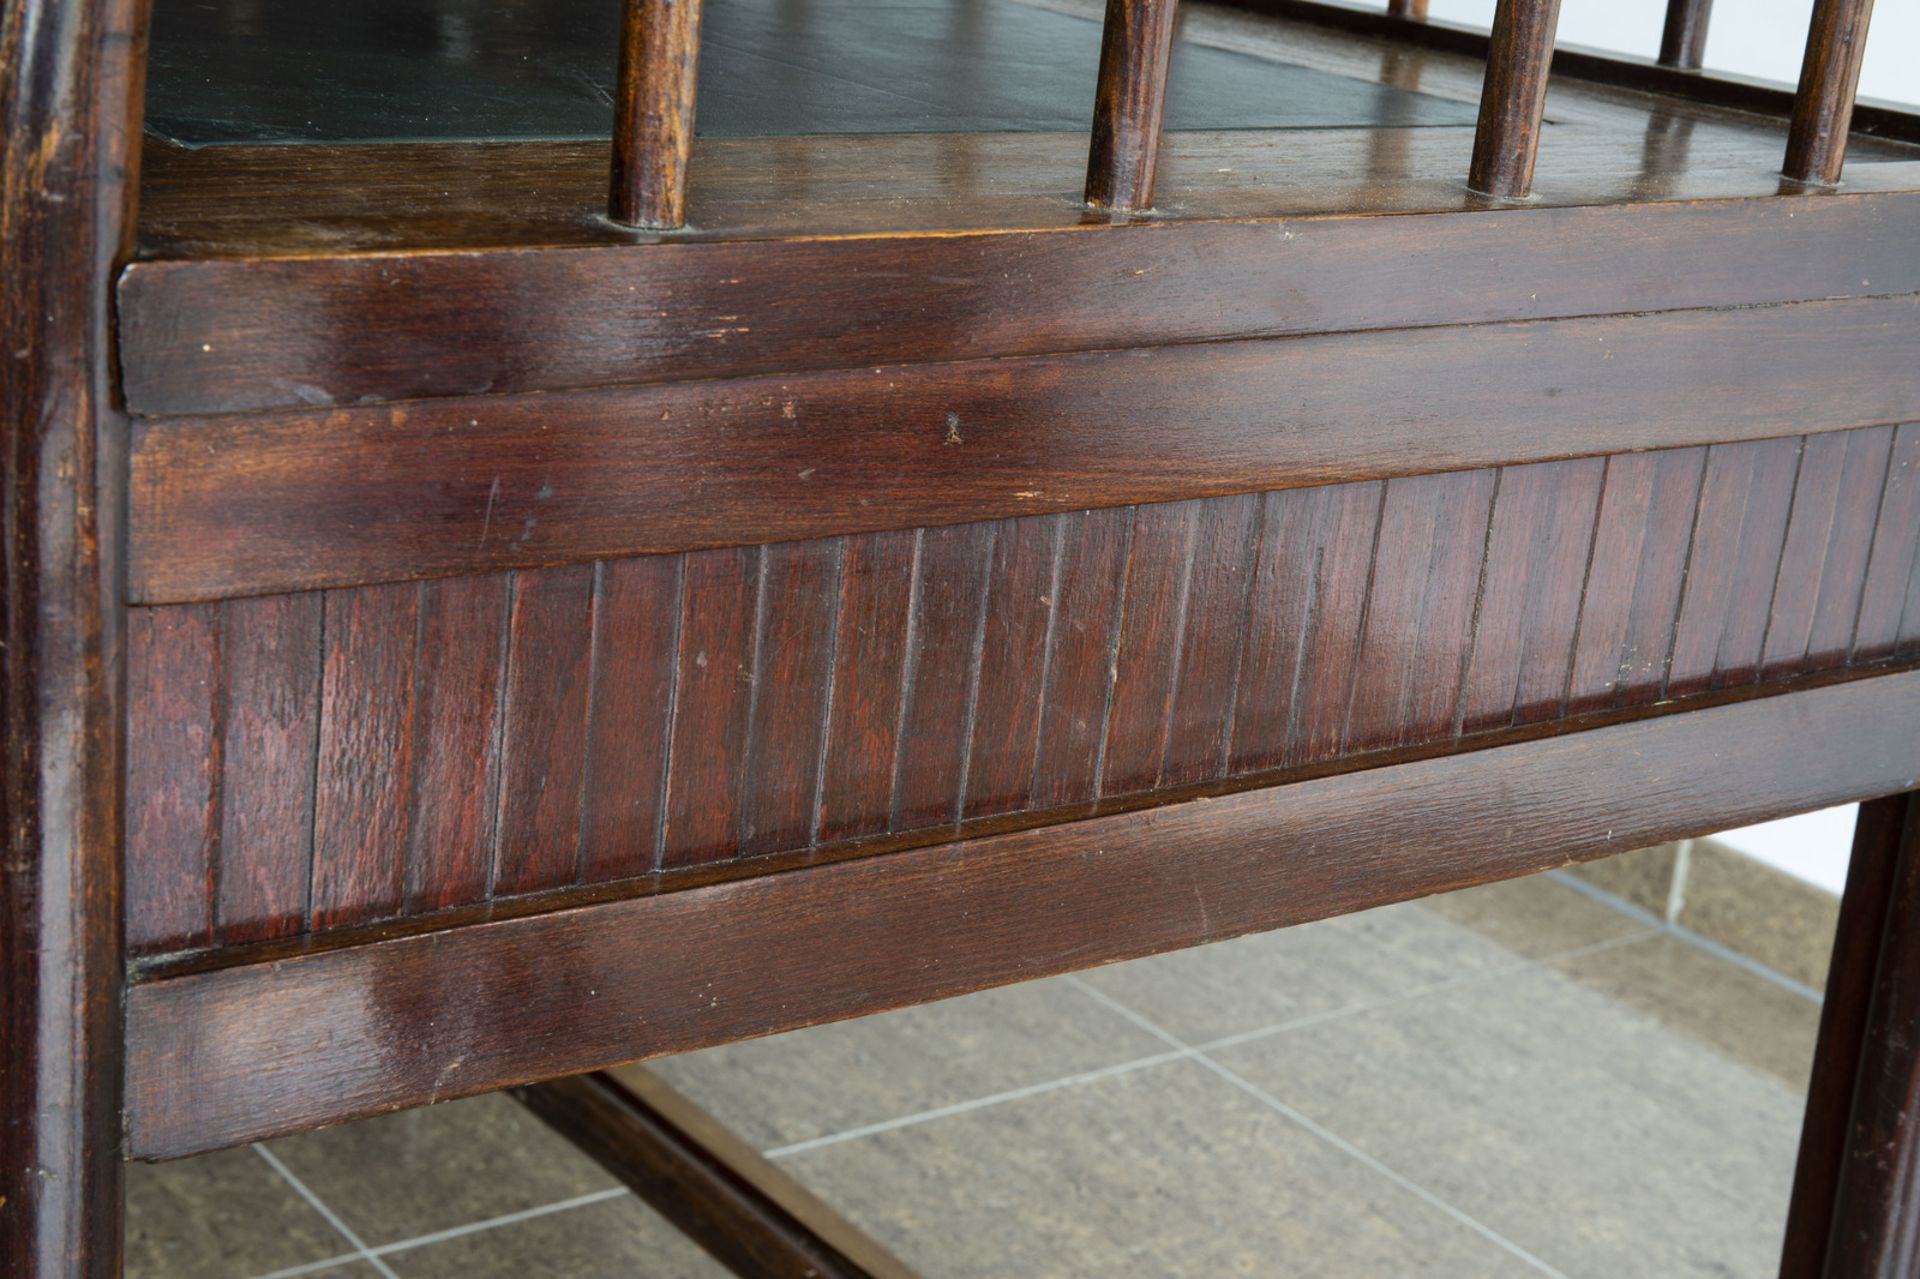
<box><xmin>1784</xmin><ymin>0</ymin><xmax>1875</xmax><ymax>186</ymax></box>
<box><xmin>1084</xmin><ymin>0</ymin><xmax>1181</xmax><ymax>211</ymax></box>
<box><xmin>609</xmin><ymin>0</ymin><xmax>705</xmax><ymax>228</ymax></box>
<box><xmin>118</xmin><ymin>193</ymin><xmax>1920</xmax><ymax>418</ymax></box>
<box><xmin>123</xmin><ymin>667</ymin><xmax>1920</xmax><ymax>1159</ymax></box>
<box><xmin>1658</xmin><ymin>0</ymin><xmax>1712</xmax><ymax>71</ymax></box>
<box><xmin>1469</xmin><ymin>0</ymin><xmax>1563</xmax><ymax>198</ymax></box>
<box><xmin>126</xmin><ymin>293</ymin><xmax>1920</xmax><ymax>603</ymax></box>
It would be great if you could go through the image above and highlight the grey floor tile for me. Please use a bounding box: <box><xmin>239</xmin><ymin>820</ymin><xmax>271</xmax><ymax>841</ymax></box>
<box><xmin>1079</xmin><ymin>873</ymin><xmax>1649</xmax><ymax>1046</ymax></box>
<box><xmin>1413</xmin><ymin>873</ymin><xmax>1655</xmax><ymax>958</ymax></box>
<box><xmin>1551</xmin><ymin>932</ymin><xmax>1820</xmax><ymax>1092</ymax></box>
<box><xmin>382</xmin><ymin>1195</ymin><xmax>730</xmax><ymax>1279</ymax></box>
<box><xmin>1569</xmin><ymin>843</ymin><xmax>1682</xmax><ymax>919</ymax></box>
<box><xmin>126</xmin><ymin>1147</ymin><xmax>354</xmax><ymax>1279</ymax></box>
<box><xmin>780</xmin><ymin>1057</ymin><xmax>1542</xmax><ymax>1279</ymax></box>
<box><xmin>649</xmin><ymin>977</ymin><xmax>1168</xmax><ymax>1150</ymax></box>
<box><xmin>1212</xmin><ymin>939</ymin><xmax>1807</xmax><ymax>1279</ymax></box>
<box><xmin>1678</xmin><ymin>840</ymin><xmax>1840</xmax><ymax>992</ymax></box>
<box><xmin>262</xmin><ymin>1093</ymin><xmax>617</xmax><ymax>1246</ymax></box>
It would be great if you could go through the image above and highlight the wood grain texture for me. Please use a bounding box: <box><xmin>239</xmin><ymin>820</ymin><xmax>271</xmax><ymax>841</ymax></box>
<box><xmin>1084</xmin><ymin>0</ymin><xmax>1181</xmax><ymax>211</ymax></box>
<box><xmin>405</xmin><ymin>575</ymin><xmax>509</xmax><ymax>913</ymax></box>
<box><xmin>1029</xmin><ymin>508</ymin><xmax>1133</xmax><ymax>807</ymax></box>
<box><xmin>1459</xmin><ymin>458</ymin><xmax>1604</xmax><ymax>732</ymax></box>
<box><xmin>118</xmin><ymin>193</ymin><xmax>1920</xmax><ymax>419</ymax></box>
<box><xmin>125</xmin><ymin>605</ymin><xmax>220</xmax><ymax>952</ymax></box>
<box><xmin>1818</xmin><ymin>791</ymin><xmax>1920</xmax><ymax>1277</ymax></box>
<box><xmin>1855</xmin><ymin>424</ymin><xmax>1920</xmax><ymax>663</ymax></box>
<box><xmin>1102</xmin><ymin>502</ymin><xmax>1200</xmax><ymax>796</ymax></box>
<box><xmin>1658</xmin><ymin>0</ymin><xmax>1712</xmax><ymax>70</ymax></box>
<box><xmin>1161</xmin><ymin>494</ymin><xmax>1262</xmax><ymax>787</ymax></box>
<box><xmin>1564</xmin><ymin>447</ymin><xmax>1705</xmax><ymax>711</ymax></box>
<box><xmin>816</xmin><ymin>531</ymin><xmax>917</xmax><ymax>843</ymax></box>
<box><xmin>1783</xmin><ymin>0</ymin><xmax>1876</xmax><ymax>185</ymax></box>
<box><xmin>127</xmin><ymin>295</ymin><xmax>1920</xmax><ymax>605</ymax></box>
<box><xmin>1231</xmin><ymin>480</ymin><xmax>1380</xmax><ymax>771</ymax></box>
<box><xmin>962</xmin><ymin>517</ymin><xmax>1060</xmax><ymax>818</ymax></box>
<box><xmin>1782</xmin><ymin>792</ymin><xmax>1917</xmax><ymax>1277</ymax></box>
<box><xmin>122</xmin><ymin>428</ymin><xmax>1912</xmax><ymax>953</ymax></box>
<box><xmin>660</xmin><ymin>547</ymin><xmax>758</xmax><ymax>868</ymax></box>
<box><xmin>739</xmin><ymin>540</ymin><xmax>840</xmax><ymax>856</ymax></box>
<box><xmin>579</xmin><ymin>555</ymin><xmax>680</xmax><ymax>883</ymax></box>
<box><xmin>1344</xmin><ymin>470</ymin><xmax>1495</xmax><ymax>753</ymax></box>
<box><xmin>124</xmin><ymin>667</ymin><xmax>1920</xmax><ymax>1159</ymax></box>
<box><xmin>1</xmin><ymin>0</ymin><xmax>149</xmax><ymax>1263</ymax></box>
<box><xmin>493</xmin><ymin>565</ymin><xmax>596</xmax><ymax>895</ymax></box>
<box><xmin>1468</xmin><ymin>0</ymin><xmax>1563</xmax><ymax>197</ymax></box>
<box><xmin>516</xmin><ymin>1069</ymin><xmax>918</xmax><ymax>1279</ymax></box>
<box><xmin>310</xmin><ymin>584</ymin><xmax>418</xmax><ymax>930</ymax></box>
<box><xmin>610</xmin><ymin>0</ymin><xmax>705</xmax><ymax>227</ymax></box>
<box><xmin>892</xmin><ymin>523</ymin><xmax>996</xmax><ymax>830</ymax></box>
<box><xmin>1762</xmin><ymin>427</ymin><xmax>1889</xmax><ymax>679</ymax></box>
<box><xmin>1665</xmin><ymin>437</ymin><xmax>1800</xmax><ymax>696</ymax></box>
<box><xmin>217</xmin><ymin>593</ymin><xmax>322</xmax><ymax>941</ymax></box>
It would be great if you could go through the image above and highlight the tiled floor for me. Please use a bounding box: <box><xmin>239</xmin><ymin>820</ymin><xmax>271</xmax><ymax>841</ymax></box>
<box><xmin>128</xmin><ymin>870</ymin><xmax>1823</xmax><ymax>1279</ymax></box>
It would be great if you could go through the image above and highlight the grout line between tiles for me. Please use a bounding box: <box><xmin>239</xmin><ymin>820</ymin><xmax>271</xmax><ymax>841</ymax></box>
<box><xmin>1062</xmin><ymin>975</ymin><xmax>1573</xmax><ymax>1279</ymax></box>
<box><xmin>1545</xmin><ymin>867</ymin><xmax>1826</xmax><ymax>1002</ymax></box>
<box><xmin>244</xmin><ymin>1188</ymin><xmax>637</xmax><ymax>1279</ymax></box>
<box><xmin>1191</xmin><ymin>929</ymin><xmax>1655</xmax><ymax>1055</ymax></box>
<box><xmin>251</xmin><ymin>1144</ymin><xmax>403</xmax><ymax>1279</ymax></box>
<box><xmin>766</xmin><ymin>928</ymin><xmax>1653</xmax><ymax>1162</ymax></box>
<box><xmin>247</xmin><ymin>1251</ymin><xmax>368</xmax><ymax>1279</ymax></box>
<box><xmin>361</xmin><ymin>1188</ymin><xmax>633</xmax><ymax>1260</ymax></box>
<box><xmin>252</xmin><ymin>896</ymin><xmax>1658</xmax><ymax>1270</ymax></box>
<box><xmin>762</xmin><ymin>1046</ymin><xmax>1201</xmax><ymax>1159</ymax></box>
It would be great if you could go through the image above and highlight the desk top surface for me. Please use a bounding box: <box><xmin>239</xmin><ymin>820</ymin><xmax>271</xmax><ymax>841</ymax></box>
<box><xmin>146</xmin><ymin>0</ymin><xmax>1478</xmax><ymax>145</ymax></box>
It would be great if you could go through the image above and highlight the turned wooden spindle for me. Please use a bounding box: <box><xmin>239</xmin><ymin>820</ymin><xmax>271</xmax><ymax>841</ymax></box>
<box><xmin>1657</xmin><ymin>0</ymin><xmax>1712</xmax><ymax>70</ymax></box>
<box><xmin>1083</xmin><ymin>0</ymin><xmax>1181</xmax><ymax>213</ymax></box>
<box><xmin>1783</xmin><ymin>0</ymin><xmax>1876</xmax><ymax>185</ymax></box>
<box><xmin>1467</xmin><ymin>0</ymin><xmax>1564</xmax><ymax>199</ymax></box>
<box><xmin>1387</xmin><ymin>0</ymin><xmax>1428</xmax><ymax>19</ymax></box>
<box><xmin>609</xmin><ymin>0</ymin><xmax>706</xmax><ymax>228</ymax></box>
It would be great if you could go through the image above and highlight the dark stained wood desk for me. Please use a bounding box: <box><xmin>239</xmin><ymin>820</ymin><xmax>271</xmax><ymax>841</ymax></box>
<box><xmin>4</xmin><ymin>0</ymin><xmax>1917</xmax><ymax>1273</ymax></box>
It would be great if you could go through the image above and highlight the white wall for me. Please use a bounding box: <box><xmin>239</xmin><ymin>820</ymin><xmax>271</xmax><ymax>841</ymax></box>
<box><xmin>1424</xmin><ymin>0</ymin><xmax>1917</xmax><ymax>106</ymax></box>
<box><xmin>1422</xmin><ymin>1</ymin><xmax>1915</xmax><ymax>893</ymax></box>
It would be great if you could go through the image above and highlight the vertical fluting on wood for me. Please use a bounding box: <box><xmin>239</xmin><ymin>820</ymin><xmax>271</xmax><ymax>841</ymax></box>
<box><xmin>1083</xmin><ymin>0</ymin><xmax>1181</xmax><ymax>213</ymax></box>
<box><xmin>118</xmin><ymin>426</ymin><xmax>1916</xmax><ymax>944</ymax></box>
<box><xmin>1387</xmin><ymin>0</ymin><xmax>1428</xmax><ymax>18</ymax></box>
<box><xmin>609</xmin><ymin>0</ymin><xmax>706</xmax><ymax>228</ymax></box>
<box><xmin>1657</xmin><ymin>0</ymin><xmax>1712</xmax><ymax>70</ymax></box>
<box><xmin>1467</xmin><ymin>0</ymin><xmax>1564</xmax><ymax>198</ymax></box>
<box><xmin>1783</xmin><ymin>0</ymin><xmax>1875</xmax><ymax>185</ymax></box>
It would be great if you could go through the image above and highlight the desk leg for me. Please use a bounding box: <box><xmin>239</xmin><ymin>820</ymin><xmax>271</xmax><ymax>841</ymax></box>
<box><xmin>1782</xmin><ymin>791</ymin><xmax>1920</xmax><ymax>1277</ymax></box>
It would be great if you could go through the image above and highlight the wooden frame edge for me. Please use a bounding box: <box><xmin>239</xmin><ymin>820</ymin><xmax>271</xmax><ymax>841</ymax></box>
<box><xmin>125</xmin><ymin>668</ymin><xmax>1920</xmax><ymax>1160</ymax></box>
<box><xmin>515</xmin><ymin>1068</ymin><xmax>918</xmax><ymax>1278</ymax></box>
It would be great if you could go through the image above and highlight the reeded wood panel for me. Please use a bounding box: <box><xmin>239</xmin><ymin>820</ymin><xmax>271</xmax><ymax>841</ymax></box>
<box><xmin>124</xmin><ymin>426</ymin><xmax>1920</xmax><ymax>954</ymax></box>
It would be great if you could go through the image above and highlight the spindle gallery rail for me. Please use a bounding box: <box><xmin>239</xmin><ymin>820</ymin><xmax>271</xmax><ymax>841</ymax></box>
<box><xmin>602</xmin><ymin>0</ymin><xmax>1883</xmax><ymax>222</ymax></box>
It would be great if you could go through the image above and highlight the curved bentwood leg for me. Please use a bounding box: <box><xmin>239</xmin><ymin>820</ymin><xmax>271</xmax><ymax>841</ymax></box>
<box><xmin>1</xmin><ymin>0</ymin><xmax>151</xmax><ymax>1274</ymax></box>
<box><xmin>1783</xmin><ymin>793</ymin><xmax>1920</xmax><ymax>1277</ymax></box>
